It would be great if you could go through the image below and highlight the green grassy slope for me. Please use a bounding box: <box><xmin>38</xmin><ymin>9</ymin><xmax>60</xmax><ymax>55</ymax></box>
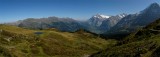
<box><xmin>0</xmin><ymin>24</ymin><xmax>116</xmax><ymax>57</ymax></box>
<box><xmin>91</xmin><ymin>19</ymin><xmax>160</xmax><ymax>57</ymax></box>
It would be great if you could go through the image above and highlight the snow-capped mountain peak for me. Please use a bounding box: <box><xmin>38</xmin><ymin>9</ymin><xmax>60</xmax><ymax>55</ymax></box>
<box><xmin>88</xmin><ymin>14</ymin><xmax>110</xmax><ymax>27</ymax></box>
<box><xmin>117</xmin><ymin>13</ymin><xmax>127</xmax><ymax>18</ymax></box>
<box><xmin>93</xmin><ymin>14</ymin><xmax>110</xmax><ymax>19</ymax></box>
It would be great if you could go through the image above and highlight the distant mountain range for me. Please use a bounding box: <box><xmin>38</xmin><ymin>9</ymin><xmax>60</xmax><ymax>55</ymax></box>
<box><xmin>86</xmin><ymin>13</ymin><xmax>127</xmax><ymax>33</ymax></box>
<box><xmin>107</xmin><ymin>3</ymin><xmax>160</xmax><ymax>35</ymax></box>
<box><xmin>6</xmin><ymin>3</ymin><xmax>160</xmax><ymax>35</ymax></box>
<box><xmin>7</xmin><ymin>17</ymin><xmax>82</xmax><ymax>32</ymax></box>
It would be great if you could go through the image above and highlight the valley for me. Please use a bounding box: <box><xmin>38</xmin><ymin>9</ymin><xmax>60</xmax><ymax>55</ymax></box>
<box><xmin>1</xmin><ymin>1</ymin><xmax>160</xmax><ymax>57</ymax></box>
<box><xmin>0</xmin><ymin>25</ymin><xmax>116</xmax><ymax>57</ymax></box>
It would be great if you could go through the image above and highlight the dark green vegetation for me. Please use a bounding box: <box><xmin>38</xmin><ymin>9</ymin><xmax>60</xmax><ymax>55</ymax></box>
<box><xmin>91</xmin><ymin>19</ymin><xmax>160</xmax><ymax>57</ymax></box>
<box><xmin>0</xmin><ymin>25</ymin><xmax>116</xmax><ymax>57</ymax></box>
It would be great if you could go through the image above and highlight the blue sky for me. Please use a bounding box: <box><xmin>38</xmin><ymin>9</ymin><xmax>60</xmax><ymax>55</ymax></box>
<box><xmin>0</xmin><ymin>0</ymin><xmax>160</xmax><ymax>23</ymax></box>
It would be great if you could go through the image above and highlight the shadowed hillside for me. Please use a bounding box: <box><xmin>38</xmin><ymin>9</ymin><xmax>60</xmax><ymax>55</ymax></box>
<box><xmin>91</xmin><ymin>18</ymin><xmax>160</xmax><ymax>57</ymax></box>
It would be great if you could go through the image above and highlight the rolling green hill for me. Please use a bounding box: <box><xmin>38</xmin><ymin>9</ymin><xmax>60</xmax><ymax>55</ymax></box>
<box><xmin>91</xmin><ymin>19</ymin><xmax>160</xmax><ymax>57</ymax></box>
<box><xmin>0</xmin><ymin>24</ymin><xmax>116</xmax><ymax>57</ymax></box>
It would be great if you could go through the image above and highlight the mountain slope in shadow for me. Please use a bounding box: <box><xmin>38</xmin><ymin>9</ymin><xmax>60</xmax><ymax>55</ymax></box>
<box><xmin>91</xmin><ymin>18</ymin><xmax>160</xmax><ymax>57</ymax></box>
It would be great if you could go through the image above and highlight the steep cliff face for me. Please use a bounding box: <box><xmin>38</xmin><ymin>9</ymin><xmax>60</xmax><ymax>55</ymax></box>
<box><xmin>107</xmin><ymin>3</ymin><xmax>160</xmax><ymax>35</ymax></box>
<box><xmin>86</xmin><ymin>14</ymin><xmax>127</xmax><ymax>34</ymax></box>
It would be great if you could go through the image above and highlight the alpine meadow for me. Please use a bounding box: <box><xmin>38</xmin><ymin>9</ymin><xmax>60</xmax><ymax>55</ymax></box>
<box><xmin>1</xmin><ymin>0</ymin><xmax>160</xmax><ymax>57</ymax></box>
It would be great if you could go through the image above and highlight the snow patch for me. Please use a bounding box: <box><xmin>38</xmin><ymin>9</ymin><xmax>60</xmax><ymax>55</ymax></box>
<box><xmin>94</xmin><ymin>14</ymin><xmax>110</xmax><ymax>19</ymax></box>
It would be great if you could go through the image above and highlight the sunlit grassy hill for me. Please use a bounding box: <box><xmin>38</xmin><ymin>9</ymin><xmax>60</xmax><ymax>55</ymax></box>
<box><xmin>0</xmin><ymin>24</ymin><xmax>116</xmax><ymax>57</ymax></box>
